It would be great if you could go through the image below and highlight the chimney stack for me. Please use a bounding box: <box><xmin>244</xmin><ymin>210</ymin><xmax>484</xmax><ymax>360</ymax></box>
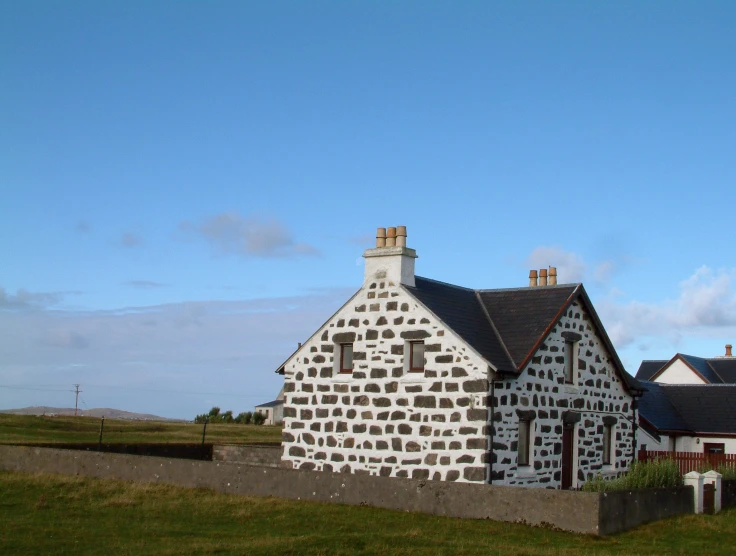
<box><xmin>727</xmin><ymin>344</ymin><xmax>733</xmax><ymax>357</ymax></box>
<box><xmin>364</xmin><ymin>225</ymin><xmax>417</xmax><ymax>287</ymax></box>
<box><xmin>549</xmin><ymin>267</ymin><xmax>557</xmax><ymax>286</ymax></box>
<box><xmin>539</xmin><ymin>268</ymin><xmax>548</xmax><ymax>287</ymax></box>
<box><xmin>376</xmin><ymin>228</ymin><xmax>386</xmax><ymax>248</ymax></box>
<box><xmin>529</xmin><ymin>270</ymin><xmax>538</xmax><ymax>287</ymax></box>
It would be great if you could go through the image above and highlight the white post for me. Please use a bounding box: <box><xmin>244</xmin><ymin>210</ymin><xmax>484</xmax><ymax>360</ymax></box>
<box><xmin>703</xmin><ymin>470</ymin><xmax>722</xmax><ymax>514</ymax></box>
<box><xmin>684</xmin><ymin>471</ymin><xmax>704</xmax><ymax>514</ymax></box>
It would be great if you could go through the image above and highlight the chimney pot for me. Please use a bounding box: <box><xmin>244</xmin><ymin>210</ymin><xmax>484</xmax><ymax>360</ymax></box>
<box><xmin>386</xmin><ymin>227</ymin><xmax>397</xmax><ymax>247</ymax></box>
<box><xmin>549</xmin><ymin>266</ymin><xmax>557</xmax><ymax>286</ymax></box>
<box><xmin>539</xmin><ymin>268</ymin><xmax>548</xmax><ymax>287</ymax></box>
<box><xmin>376</xmin><ymin>228</ymin><xmax>386</xmax><ymax>248</ymax></box>
<box><xmin>529</xmin><ymin>270</ymin><xmax>538</xmax><ymax>287</ymax></box>
<box><xmin>727</xmin><ymin>344</ymin><xmax>733</xmax><ymax>357</ymax></box>
<box><xmin>396</xmin><ymin>225</ymin><xmax>407</xmax><ymax>247</ymax></box>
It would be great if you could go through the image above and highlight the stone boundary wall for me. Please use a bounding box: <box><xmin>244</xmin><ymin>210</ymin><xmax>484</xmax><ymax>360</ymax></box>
<box><xmin>212</xmin><ymin>444</ymin><xmax>283</xmax><ymax>467</ymax></box>
<box><xmin>597</xmin><ymin>487</ymin><xmax>694</xmax><ymax>535</ymax></box>
<box><xmin>0</xmin><ymin>446</ymin><xmax>692</xmax><ymax>535</ymax></box>
<box><xmin>722</xmin><ymin>479</ymin><xmax>736</xmax><ymax>508</ymax></box>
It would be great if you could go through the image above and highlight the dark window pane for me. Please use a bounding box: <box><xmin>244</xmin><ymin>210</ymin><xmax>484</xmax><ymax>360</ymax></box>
<box><xmin>341</xmin><ymin>344</ymin><xmax>353</xmax><ymax>372</ymax></box>
<box><xmin>411</xmin><ymin>342</ymin><xmax>424</xmax><ymax>371</ymax></box>
<box><xmin>518</xmin><ymin>420</ymin><xmax>529</xmax><ymax>466</ymax></box>
<box><xmin>603</xmin><ymin>425</ymin><xmax>611</xmax><ymax>465</ymax></box>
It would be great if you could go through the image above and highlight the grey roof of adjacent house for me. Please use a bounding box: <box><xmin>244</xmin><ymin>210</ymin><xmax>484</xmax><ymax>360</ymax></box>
<box><xmin>255</xmin><ymin>399</ymin><xmax>284</xmax><ymax>408</ymax></box>
<box><xmin>638</xmin><ymin>381</ymin><xmax>736</xmax><ymax>435</ymax></box>
<box><xmin>635</xmin><ymin>354</ymin><xmax>736</xmax><ymax>384</ymax></box>
<box><xmin>406</xmin><ymin>276</ymin><xmax>643</xmax><ymax>392</ymax></box>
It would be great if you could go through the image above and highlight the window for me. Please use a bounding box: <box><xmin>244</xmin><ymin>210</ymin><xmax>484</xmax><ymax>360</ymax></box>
<box><xmin>339</xmin><ymin>343</ymin><xmax>353</xmax><ymax>373</ymax></box>
<box><xmin>602</xmin><ymin>424</ymin><xmax>613</xmax><ymax>465</ymax></box>
<box><xmin>409</xmin><ymin>341</ymin><xmax>425</xmax><ymax>372</ymax></box>
<box><xmin>565</xmin><ymin>340</ymin><xmax>577</xmax><ymax>384</ymax></box>
<box><xmin>518</xmin><ymin>419</ymin><xmax>532</xmax><ymax>466</ymax></box>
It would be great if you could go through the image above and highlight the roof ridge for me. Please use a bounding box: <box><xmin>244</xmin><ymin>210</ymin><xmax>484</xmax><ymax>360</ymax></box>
<box><xmin>413</xmin><ymin>275</ymin><xmax>475</xmax><ymax>292</ymax></box>
<box><xmin>706</xmin><ymin>359</ymin><xmax>726</xmax><ymax>383</ymax></box>
<box><xmin>475</xmin><ymin>284</ymin><xmax>581</xmax><ymax>293</ymax></box>
<box><xmin>474</xmin><ymin>289</ymin><xmax>517</xmax><ymax>371</ymax></box>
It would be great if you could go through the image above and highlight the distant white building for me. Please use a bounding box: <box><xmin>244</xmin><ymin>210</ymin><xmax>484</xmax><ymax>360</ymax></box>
<box><xmin>255</xmin><ymin>386</ymin><xmax>284</xmax><ymax>425</ymax></box>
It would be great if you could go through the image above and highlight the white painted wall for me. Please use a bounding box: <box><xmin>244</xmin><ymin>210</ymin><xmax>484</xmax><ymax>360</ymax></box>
<box><xmin>655</xmin><ymin>360</ymin><xmax>707</xmax><ymax>384</ymax></box>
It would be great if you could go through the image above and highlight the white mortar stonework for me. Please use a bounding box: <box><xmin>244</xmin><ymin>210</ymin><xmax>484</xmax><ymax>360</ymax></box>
<box><xmin>281</xmin><ymin>279</ymin><xmax>492</xmax><ymax>483</ymax></box>
<box><xmin>492</xmin><ymin>299</ymin><xmax>634</xmax><ymax>487</ymax></box>
<box><xmin>280</xmin><ymin>283</ymin><xmax>636</xmax><ymax>487</ymax></box>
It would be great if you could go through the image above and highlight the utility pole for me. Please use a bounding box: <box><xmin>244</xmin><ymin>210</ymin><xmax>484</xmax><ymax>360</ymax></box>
<box><xmin>73</xmin><ymin>384</ymin><xmax>82</xmax><ymax>416</ymax></box>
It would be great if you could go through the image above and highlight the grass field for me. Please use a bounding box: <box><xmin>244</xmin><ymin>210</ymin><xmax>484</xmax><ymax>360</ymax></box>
<box><xmin>0</xmin><ymin>413</ymin><xmax>282</xmax><ymax>445</ymax></box>
<box><xmin>1</xmin><ymin>471</ymin><xmax>735</xmax><ymax>555</ymax></box>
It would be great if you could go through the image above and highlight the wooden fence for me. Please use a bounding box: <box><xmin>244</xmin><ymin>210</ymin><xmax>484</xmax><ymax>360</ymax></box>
<box><xmin>638</xmin><ymin>449</ymin><xmax>736</xmax><ymax>475</ymax></box>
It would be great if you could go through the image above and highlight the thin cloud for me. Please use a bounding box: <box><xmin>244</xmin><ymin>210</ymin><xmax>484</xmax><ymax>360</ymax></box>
<box><xmin>124</xmin><ymin>281</ymin><xmax>169</xmax><ymax>289</ymax></box>
<box><xmin>599</xmin><ymin>266</ymin><xmax>736</xmax><ymax>348</ymax></box>
<box><xmin>179</xmin><ymin>213</ymin><xmax>320</xmax><ymax>259</ymax></box>
<box><xmin>0</xmin><ymin>287</ymin><xmax>78</xmax><ymax>311</ymax></box>
<box><xmin>349</xmin><ymin>233</ymin><xmax>375</xmax><ymax>247</ymax></box>
<box><xmin>75</xmin><ymin>220</ymin><xmax>91</xmax><ymax>233</ymax></box>
<box><xmin>120</xmin><ymin>232</ymin><xmax>144</xmax><ymax>248</ymax></box>
<box><xmin>525</xmin><ymin>246</ymin><xmax>586</xmax><ymax>283</ymax></box>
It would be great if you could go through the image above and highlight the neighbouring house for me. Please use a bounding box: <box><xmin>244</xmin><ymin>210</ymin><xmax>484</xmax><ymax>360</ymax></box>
<box><xmin>635</xmin><ymin>346</ymin><xmax>736</xmax><ymax>384</ymax></box>
<box><xmin>255</xmin><ymin>386</ymin><xmax>285</xmax><ymax>425</ymax></box>
<box><xmin>275</xmin><ymin>227</ymin><xmax>644</xmax><ymax>488</ymax></box>
<box><xmin>637</xmin><ymin>382</ymin><xmax>736</xmax><ymax>455</ymax></box>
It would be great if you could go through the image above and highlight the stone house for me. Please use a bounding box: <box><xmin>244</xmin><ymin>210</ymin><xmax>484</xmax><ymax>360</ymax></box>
<box><xmin>276</xmin><ymin>227</ymin><xmax>645</xmax><ymax>488</ymax></box>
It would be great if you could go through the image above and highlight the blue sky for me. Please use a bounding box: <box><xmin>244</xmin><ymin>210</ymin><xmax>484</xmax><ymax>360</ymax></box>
<box><xmin>2</xmin><ymin>2</ymin><xmax>735</xmax><ymax>419</ymax></box>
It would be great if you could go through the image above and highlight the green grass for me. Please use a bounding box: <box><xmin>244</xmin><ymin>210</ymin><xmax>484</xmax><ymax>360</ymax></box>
<box><xmin>0</xmin><ymin>413</ymin><xmax>282</xmax><ymax>445</ymax></box>
<box><xmin>1</xmin><ymin>471</ymin><xmax>735</xmax><ymax>555</ymax></box>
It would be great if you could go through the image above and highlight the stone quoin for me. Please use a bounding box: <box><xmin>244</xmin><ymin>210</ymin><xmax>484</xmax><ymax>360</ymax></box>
<box><xmin>275</xmin><ymin>227</ymin><xmax>644</xmax><ymax>488</ymax></box>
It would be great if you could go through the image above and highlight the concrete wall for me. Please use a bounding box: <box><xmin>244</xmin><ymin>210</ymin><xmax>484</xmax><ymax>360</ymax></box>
<box><xmin>0</xmin><ymin>445</ymin><xmax>694</xmax><ymax>535</ymax></box>
<box><xmin>597</xmin><ymin>487</ymin><xmax>694</xmax><ymax>536</ymax></box>
<box><xmin>213</xmin><ymin>444</ymin><xmax>283</xmax><ymax>467</ymax></box>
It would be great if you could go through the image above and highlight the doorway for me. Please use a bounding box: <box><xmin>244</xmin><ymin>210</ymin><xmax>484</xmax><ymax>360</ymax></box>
<box><xmin>561</xmin><ymin>424</ymin><xmax>575</xmax><ymax>490</ymax></box>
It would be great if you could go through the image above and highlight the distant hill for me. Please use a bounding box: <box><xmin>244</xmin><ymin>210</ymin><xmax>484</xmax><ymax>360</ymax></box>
<box><xmin>0</xmin><ymin>406</ymin><xmax>179</xmax><ymax>421</ymax></box>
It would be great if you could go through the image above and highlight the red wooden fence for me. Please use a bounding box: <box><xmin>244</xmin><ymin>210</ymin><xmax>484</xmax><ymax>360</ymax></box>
<box><xmin>638</xmin><ymin>449</ymin><xmax>736</xmax><ymax>475</ymax></box>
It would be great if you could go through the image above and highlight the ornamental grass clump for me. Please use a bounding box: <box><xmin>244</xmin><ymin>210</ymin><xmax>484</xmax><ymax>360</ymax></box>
<box><xmin>582</xmin><ymin>459</ymin><xmax>683</xmax><ymax>492</ymax></box>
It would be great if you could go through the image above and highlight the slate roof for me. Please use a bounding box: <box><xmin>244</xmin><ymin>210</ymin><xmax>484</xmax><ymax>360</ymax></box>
<box><xmin>639</xmin><ymin>382</ymin><xmax>736</xmax><ymax>435</ymax></box>
<box><xmin>255</xmin><ymin>399</ymin><xmax>284</xmax><ymax>408</ymax></box>
<box><xmin>635</xmin><ymin>354</ymin><xmax>736</xmax><ymax>384</ymax></box>
<box><xmin>635</xmin><ymin>360</ymin><xmax>669</xmax><ymax>381</ymax></box>
<box><xmin>406</xmin><ymin>276</ymin><xmax>643</xmax><ymax>392</ymax></box>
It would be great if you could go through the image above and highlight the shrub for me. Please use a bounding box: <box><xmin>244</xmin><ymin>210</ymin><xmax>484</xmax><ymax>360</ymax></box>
<box><xmin>234</xmin><ymin>412</ymin><xmax>253</xmax><ymax>425</ymax></box>
<box><xmin>582</xmin><ymin>459</ymin><xmax>683</xmax><ymax>492</ymax></box>
<box><xmin>252</xmin><ymin>412</ymin><xmax>266</xmax><ymax>426</ymax></box>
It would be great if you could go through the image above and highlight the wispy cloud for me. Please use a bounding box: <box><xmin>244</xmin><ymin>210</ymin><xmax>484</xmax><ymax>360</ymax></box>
<box><xmin>599</xmin><ymin>266</ymin><xmax>736</xmax><ymax>348</ymax></box>
<box><xmin>120</xmin><ymin>232</ymin><xmax>144</xmax><ymax>248</ymax></box>
<box><xmin>0</xmin><ymin>288</ymin><xmax>351</xmax><ymax>418</ymax></box>
<box><xmin>75</xmin><ymin>220</ymin><xmax>91</xmax><ymax>233</ymax></box>
<box><xmin>349</xmin><ymin>233</ymin><xmax>375</xmax><ymax>247</ymax></box>
<box><xmin>179</xmin><ymin>213</ymin><xmax>320</xmax><ymax>259</ymax></box>
<box><xmin>0</xmin><ymin>287</ymin><xmax>79</xmax><ymax>311</ymax></box>
<box><xmin>124</xmin><ymin>281</ymin><xmax>168</xmax><ymax>289</ymax></box>
<box><xmin>525</xmin><ymin>246</ymin><xmax>587</xmax><ymax>283</ymax></box>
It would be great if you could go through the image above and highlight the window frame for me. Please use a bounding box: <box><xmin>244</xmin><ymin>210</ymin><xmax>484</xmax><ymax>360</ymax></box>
<box><xmin>409</xmin><ymin>341</ymin><xmax>425</xmax><ymax>372</ymax></box>
<box><xmin>518</xmin><ymin>419</ymin><xmax>532</xmax><ymax>467</ymax></box>
<box><xmin>564</xmin><ymin>340</ymin><xmax>578</xmax><ymax>385</ymax></box>
<box><xmin>602</xmin><ymin>423</ymin><xmax>613</xmax><ymax>465</ymax></box>
<box><xmin>339</xmin><ymin>343</ymin><xmax>354</xmax><ymax>374</ymax></box>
